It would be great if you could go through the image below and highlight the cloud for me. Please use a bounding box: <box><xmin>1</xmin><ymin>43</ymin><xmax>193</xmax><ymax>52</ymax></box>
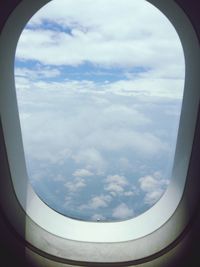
<box><xmin>53</xmin><ymin>174</ymin><xmax>65</xmax><ymax>182</ymax></box>
<box><xmin>139</xmin><ymin>171</ymin><xmax>169</xmax><ymax>205</ymax></box>
<box><xmin>104</xmin><ymin>174</ymin><xmax>137</xmax><ymax>198</ymax></box>
<box><xmin>82</xmin><ymin>127</ymin><xmax>167</xmax><ymax>158</ymax></box>
<box><xmin>15</xmin><ymin>74</ymin><xmax>179</xmax><ymax>169</ymax></box>
<box><xmin>101</xmin><ymin>105</ymin><xmax>150</xmax><ymax>125</ymax></box>
<box><xmin>106</xmin><ymin>175</ymin><xmax>128</xmax><ymax>186</ymax></box>
<box><xmin>112</xmin><ymin>203</ymin><xmax>134</xmax><ymax>219</ymax></box>
<box><xmin>16</xmin><ymin>0</ymin><xmax>184</xmax><ymax>73</ymax></box>
<box><xmin>15</xmin><ymin>0</ymin><xmax>185</xmax><ymax>102</ymax></box>
<box><xmin>15</xmin><ymin>67</ymin><xmax>184</xmax><ymax>100</ymax></box>
<box><xmin>13</xmin><ymin>0</ymin><xmax>184</xmax><ymax>221</ymax></box>
<box><xmin>64</xmin><ymin>177</ymin><xmax>86</xmax><ymax>192</ymax></box>
<box><xmin>15</xmin><ymin>65</ymin><xmax>61</xmax><ymax>80</ymax></box>
<box><xmin>62</xmin><ymin>196</ymin><xmax>73</xmax><ymax>208</ymax></box>
<box><xmin>15</xmin><ymin>0</ymin><xmax>185</xmax><ymax>103</ymax></box>
<box><xmin>72</xmin><ymin>148</ymin><xmax>107</xmax><ymax>173</ymax></box>
<box><xmin>15</xmin><ymin>76</ymin><xmax>31</xmax><ymax>90</ymax></box>
<box><xmin>124</xmin><ymin>191</ymin><xmax>135</xmax><ymax>197</ymax></box>
<box><xmin>16</xmin><ymin>73</ymin><xmax>175</xmax><ymax>191</ymax></box>
<box><xmin>105</xmin><ymin>77</ymin><xmax>184</xmax><ymax>100</ymax></box>
<box><xmin>72</xmin><ymin>169</ymin><xmax>94</xmax><ymax>177</ymax></box>
<box><xmin>104</xmin><ymin>174</ymin><xmax>128</xmax><ymax>196</ymax></box>
<box><xmin>90</xmin><ymin>195</ymin><xmax>112</xmax><ymax>209</ymax></box>
<box><xmin>143</xmin><ymin>190</ymin><xmax>164</xmax><ymax>206</ymax></box>
<box><xmin>80</xmin><ymin>194</ymin><xmax>112</xmax><ymax>210</ymax></box>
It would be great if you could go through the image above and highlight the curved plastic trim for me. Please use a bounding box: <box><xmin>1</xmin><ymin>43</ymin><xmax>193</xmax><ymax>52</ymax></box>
<box><xmin>0</xmin><ymin>0</ymin><xmax>200</xmax><ymax>263</ymax></box>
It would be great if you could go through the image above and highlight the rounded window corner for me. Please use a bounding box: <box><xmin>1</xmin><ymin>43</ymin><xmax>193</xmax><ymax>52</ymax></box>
<box><xmin>1</xmin><ymin>0</ymin><xmax>200</xmax><ymax>265</ymax></box>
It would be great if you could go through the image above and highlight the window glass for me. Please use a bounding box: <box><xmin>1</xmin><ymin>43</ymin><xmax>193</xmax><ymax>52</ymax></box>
<box><xmin>15</xmin><ymin>0</ymin><xmax>185</xmax><ymax>221</ymax></box>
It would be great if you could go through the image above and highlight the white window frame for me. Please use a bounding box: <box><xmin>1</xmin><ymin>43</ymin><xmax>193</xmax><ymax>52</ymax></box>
<box><xmin>0</xmin><ymin>0</ymin><xmax>200</xmax><ymax>264</ymax></box>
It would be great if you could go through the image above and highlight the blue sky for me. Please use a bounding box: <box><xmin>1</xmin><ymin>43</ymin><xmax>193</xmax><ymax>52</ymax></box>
<box><xmin>14</xmin><ymin>0</ymin><xmax>185</xmax><ymax>221</ymax></box>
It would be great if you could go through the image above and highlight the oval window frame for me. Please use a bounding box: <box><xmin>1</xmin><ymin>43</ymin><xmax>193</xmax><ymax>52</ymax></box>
<box><xmin>0</xmin><ymin>0</ymin><xmax>200</xmax><ymax>264</ymax></box>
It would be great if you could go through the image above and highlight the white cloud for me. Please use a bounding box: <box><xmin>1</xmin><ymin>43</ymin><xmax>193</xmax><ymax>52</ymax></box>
<box><xmin>15</xmin><ymin>76</ymin><xmax>31</xmax><ymax>90</ymax></box>
<box><xmin>80</xmin><ymin>194</ymin><xmax>112</xmax><ymax>210</ymax></box>
<box><xmin>112</xmin><ymin>203</ymin><xmax>134</xmax><ymax>219</ymax></box>
<box><xmin>90</xmin><ymin>195</ymin><xmax>112</xmax><ymax>209</ymax></box>
<box><xmin>104</xmin><ymin>174</ymin><xmax>135</xmax><ymax>197</ymax></box>
<box><xmin>72</xmin><ymin>148</ymin><xmax>107</xmax><ymax>173</ymax></box>
<box><xmin>15</xmin><ymin>66</ymin><xmax>61</xmax><ymax>80</ymax></box>
<box><xmin>15</xmin><ymin>74</ymin><xmax>176</xmax><ymax>172</ymax></box>
<box><xmin>15</xmin><ymin>74</ymin><xmax>174</xmax><ymax>190</ymax></box>
<box><xmin>105</xmin><ymin>175</ymin><xmax>129</xmax><ymax>196</ymax></box>
<box><xmin>124</xmin><ymin>191</ymin><xmax>135</xmax><ymax>197</ymax></box>
<box><xmin>139</xmin><ymin>171</ymin><xmax>169</xmax><ymax>205</ymax></box>
<box><xmin>17</xmin><ymin>0</ymin><xmax>182</xmax><ymax>70</ymax></box>
<box><xmin>83</xmin><ymin>128</ymin><xmax>167</xmax><ymax>157</ymax></box>
<box><xmin>105</xmin><ymin>77</ymin><xmax>184</xmax><ymax>100</ymax></box>
<box><xmin>106</xmin><ymin>174</ymin><xmax>128</xmax><ymax>186</ymax></box>
<box><xmin>73</xmin><ymin>169</ymin><xmax>94</xmax><ymax>177</ymax></box>
<box><xmin>143</xmin><ymin>189</ymin><xmax>164</xmax><ymax>206</ymax></box>
<box><xmin>16</xmin><ymin>0</ymin><xmax>184</xmax><ymax>93</ymax></box>
<box><xmin>64</xmin><ymin>177</ymin><xmax>86</xmax><ymax>192</ymax></box>
<box><xmin>15</xmin><ymin>65</ymin><xmax>184</xmax><ymax>100</ymax></box>
<box><xmin>102</xmin><ymin>105</ymin><xmax>150</xmax><ymax>125</ymax></box>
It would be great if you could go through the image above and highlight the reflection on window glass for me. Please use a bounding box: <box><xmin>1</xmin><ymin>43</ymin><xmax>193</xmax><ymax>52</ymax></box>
<box><xmin>15</xmin><ymin>0</ymin><xmax>185</xmax><ymax>221</ymax></box>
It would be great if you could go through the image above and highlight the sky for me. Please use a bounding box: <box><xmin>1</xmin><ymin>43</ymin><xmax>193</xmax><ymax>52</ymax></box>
<box><xmin>14</xmin><ymin>0</ymin><xmax>185</xmax><ymax>221</ymax></box>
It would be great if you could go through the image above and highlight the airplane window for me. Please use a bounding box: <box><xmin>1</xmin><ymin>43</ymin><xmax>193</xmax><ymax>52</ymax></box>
<box><xmin>14</xmin><ymin>0</ymin><xmax>185</xmax><ymax>221</ymax></box>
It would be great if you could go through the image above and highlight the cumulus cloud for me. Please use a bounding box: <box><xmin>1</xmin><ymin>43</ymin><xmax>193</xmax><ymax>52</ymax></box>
<box><xmin>139</xmin><ymin>171</ymin><xmax>169</xmax><ymax>205</ymax></box>
<box><xmin>80</xmin><ymin>194</ymin><xmax>112</xmax><ymax>210</ymax></box>
<box><xmin>112</xmin><ymin>203</ymin><xmax>134</xmax><ymax>219</ymax></box>
<box><xmin>106</xmin><ymin>175</ymin><xmax>128</xmax><ymax>186</ymax></box>
<box><xmin>64</xmin><ymin>177</ymin><xmax>86</xmax><ymax>192</ymax></box>
<box><xmin>104</xmin><ymin>174</ymin><xmax>137</xmax><ymax>198</ymax></box>
<box><xmin>90</xmin><ymin>195</ymin><xmax>112</xmax><ymax>209</ymax></box>
<box><xmin>105</xmin><ymin>175</ymin><xmax>128</xmax><ymax>195</ymax></box>
<box><xmin>72</xmin><ymin>148</ymin><xmax>106</xmax><ymax>173</ymax></box>
<box><xmin>73</xmin><ymin>169</ymin><xmax>94</xmax><ymax>177</ymax></box>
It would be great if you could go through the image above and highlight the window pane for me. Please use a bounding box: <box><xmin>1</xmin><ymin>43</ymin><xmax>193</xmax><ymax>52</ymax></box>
<box><xmin>15</xmin><ymin>0</ymin><xmax>185</xmax><ymax>221</ymax></box>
